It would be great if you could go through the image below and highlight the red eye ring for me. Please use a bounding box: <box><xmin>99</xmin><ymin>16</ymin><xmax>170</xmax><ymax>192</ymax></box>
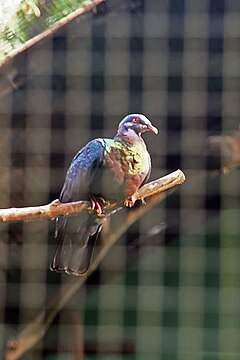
<box><xmin>132</xmin><ymin>118</ymin><xmax>139</xmax><ymax>123</ymax></box>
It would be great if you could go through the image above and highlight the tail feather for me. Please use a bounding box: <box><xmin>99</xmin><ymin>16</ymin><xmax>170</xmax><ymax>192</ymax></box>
<box><xmin>50</xmin><ymin>216</ymin><xmax>104</xmax><ymax>276</ymax></box>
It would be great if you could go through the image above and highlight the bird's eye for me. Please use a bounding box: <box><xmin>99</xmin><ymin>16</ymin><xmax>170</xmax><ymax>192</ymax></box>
<box><xmin>132</xmin><ymin>118</ymin><xmax>139</xmax><ymax>123</ymax></box>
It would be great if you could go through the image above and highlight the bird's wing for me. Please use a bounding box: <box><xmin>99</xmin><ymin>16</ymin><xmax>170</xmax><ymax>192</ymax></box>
<box><xmin>60</xmin><ymin>139</ymin><xmax>105</xmax><ymax>203</ymax></box>
<box><xmin>55</xmin><ymin>139</ymin><xmax>105</xmax><ymax>236</ymax></box>
<box><xmin>51</xmin><ymin>139</ymin><xmax>106</xmax><ymax>275</ymax></box>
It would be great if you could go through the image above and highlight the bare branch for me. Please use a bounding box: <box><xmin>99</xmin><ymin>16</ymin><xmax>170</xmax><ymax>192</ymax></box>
<box><xmin>0</xmin><ymin>199</ymin><xmax>88</xmax><ymax>223</ymax></box>
<box><xmin>0</xmin><ymin>169</ymin><xmax>185</xmax><ymax>223</ymax></box>
<box><xmin>4</xmin><ymin>169</ymin><xmax>185</xmax><ymax>360</ymax></box>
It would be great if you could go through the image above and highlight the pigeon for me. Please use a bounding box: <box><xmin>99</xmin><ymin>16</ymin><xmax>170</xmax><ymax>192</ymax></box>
<box><xmin>50</xmin><ymin>114</ymin><xmax>158</xmax><ymax>276</ymax></box>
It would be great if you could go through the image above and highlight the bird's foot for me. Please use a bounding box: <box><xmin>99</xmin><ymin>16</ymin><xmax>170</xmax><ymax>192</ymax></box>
<box><xmin>89</xmin><ymin>195</ymin><xmax>102</xmax><ymax>215</ymax></box>
<box><xmin>89</xmin><ymin>195</ymin><xmax>108</xmax><ymax>216</ymax></box>
<box><xmin>97</xmin><ymin>196</ymin><xmax>110</xmax><ymax>208</ymax></box>
<box><xmin>124</xmin><ymin>195</ymin><xmax>137</xmax><ymax>208</ymax></box>
<box><xmin>140</xmin><ymin>197</ymin><xmax>146</xmax><ymax>205</ymax></box>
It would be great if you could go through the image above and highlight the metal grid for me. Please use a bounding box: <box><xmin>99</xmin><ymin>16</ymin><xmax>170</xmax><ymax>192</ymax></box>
<box><xmin>0</xmin><ymin>0</ymin><xmax>240</xmax><ymax>359</ymax></box>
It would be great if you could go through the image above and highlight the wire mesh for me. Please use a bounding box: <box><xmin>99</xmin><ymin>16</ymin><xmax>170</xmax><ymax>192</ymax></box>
<box><xmin>0</xmin><ymin>0</ymin><xmax>240</xmax><ymax>359</ymax></box>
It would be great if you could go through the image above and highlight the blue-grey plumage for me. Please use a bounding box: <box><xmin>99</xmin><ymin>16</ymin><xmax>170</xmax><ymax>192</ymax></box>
<box><xmin>50</xmin><ymin>114</ymin><xmax>158</xmax><ymax>276</ymax></box>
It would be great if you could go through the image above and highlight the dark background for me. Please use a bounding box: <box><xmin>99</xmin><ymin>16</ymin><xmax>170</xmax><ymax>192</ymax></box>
<box><xmin>0</xmin><ymin>0</ymin><xmax>240</xmax><ymax>359</ymax></box>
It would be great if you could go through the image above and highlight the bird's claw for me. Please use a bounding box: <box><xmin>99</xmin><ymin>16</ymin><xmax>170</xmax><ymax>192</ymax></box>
<box><xmin>124</xmin><ymin>195</ymin><xmax>137</xmax><ymax>208</ymax></box>
<box><xmin>124</xmin><ymin>195</ymin><xmax>146</xmax><ymax>207</ymax></box>
<box><xmin>97</xmin><ymin>196</ymin><xmax>110</xmax><ymax>208</ymax></box>
<box><xmin>140</xmin><ymin>197</ymin><xmax>146</xmax><ymax>205</ymax></box>
<box><xmin>89</xmin><ymin>195</ymin><xmax>108</xmax><ymax>216</ymax></box>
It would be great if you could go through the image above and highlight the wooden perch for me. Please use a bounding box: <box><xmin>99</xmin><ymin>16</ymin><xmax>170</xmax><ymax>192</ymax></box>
<box><xmin>3</xmin><ymin>169</ymin><xmax>185</xmax><ymax>360</ymax></box>
<box><xmin>0</xmin><ymin>169</ymin><xmax>185</xmax><ymax>223</ymax></box>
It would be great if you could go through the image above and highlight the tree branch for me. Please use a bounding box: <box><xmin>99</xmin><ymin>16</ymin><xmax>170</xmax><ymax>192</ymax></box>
<box><xmin>0</xmin><ymin>169</ymin><xmax>185</xmax><ymax>223</ymax></box>
<box><xmin>0</xmin><ymin>0</ymin><xmax>105</xmax><ymax>68</ymax></box>
<box><xmin>4</xmin><ymin>169</ymin><xmax>185</xmax><ymax>360</ymax></box>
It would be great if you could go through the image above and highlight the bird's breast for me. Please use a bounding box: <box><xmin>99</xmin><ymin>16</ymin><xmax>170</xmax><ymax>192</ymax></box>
<box><xmin>94</xmin><ymin>140</ymin><xmax>150</xmax><ymax>201</ymax></box>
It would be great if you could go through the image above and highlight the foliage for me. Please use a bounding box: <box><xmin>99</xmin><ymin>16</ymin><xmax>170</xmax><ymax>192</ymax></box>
<box><xmin>0</xmin><ymin>0</ymin><xmax>97</xmax><ymax>64</ymax></box>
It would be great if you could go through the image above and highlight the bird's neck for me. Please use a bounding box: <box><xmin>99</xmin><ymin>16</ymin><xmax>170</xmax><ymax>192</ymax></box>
<box><xmin>114</xmin><ymin>128</ymin><xmax>143</xmax><ymax>147</ymax></box>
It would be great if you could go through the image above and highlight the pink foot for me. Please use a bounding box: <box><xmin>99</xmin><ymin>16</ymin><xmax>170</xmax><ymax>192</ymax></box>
<box><xmin>89</xmin><ymin>195</ymin><xmax>108</xmax><ymax>216</ymax></box>
<box><xmin>124</xmin><ymin>195</ymin><xmax>137</xmax><ymax>208</ymax></box>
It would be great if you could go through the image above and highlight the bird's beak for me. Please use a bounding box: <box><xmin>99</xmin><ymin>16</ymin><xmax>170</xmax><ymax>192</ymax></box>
<box><xmin>147</xmin><ymin>123</ymin><xmax>158</xmax><ymax>135</ymax></box>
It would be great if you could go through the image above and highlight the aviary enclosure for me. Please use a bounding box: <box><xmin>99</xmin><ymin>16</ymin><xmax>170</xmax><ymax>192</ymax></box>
<box><xmin>0</xmin><ymin>0</ymin><xmax>240</xmax><ymax>359</ymax></box>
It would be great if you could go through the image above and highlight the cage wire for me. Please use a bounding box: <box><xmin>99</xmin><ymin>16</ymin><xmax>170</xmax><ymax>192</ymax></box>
<box><xmin>0</xmin><ymin>0</ymin><xmax>240</xmax><ymax>359</ymax></box>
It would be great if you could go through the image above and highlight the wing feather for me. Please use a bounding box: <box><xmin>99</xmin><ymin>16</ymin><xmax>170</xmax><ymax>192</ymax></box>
<box><xmin>60</xmin><ymin>139</ymin><xmax>105</xmax><ymax>203</ymax></box>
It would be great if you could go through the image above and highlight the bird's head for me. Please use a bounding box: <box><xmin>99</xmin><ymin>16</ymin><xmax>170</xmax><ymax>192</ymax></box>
<box><xmin>118</xmin><ymin>114</ymin><xmax>158</xmax><ymax>136</ymax></box>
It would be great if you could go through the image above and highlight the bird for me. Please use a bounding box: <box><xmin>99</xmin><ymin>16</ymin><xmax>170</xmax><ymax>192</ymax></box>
<box><xmin>50</xmin><ymin>114</ymin><xmax>158</xmax><ymax>276</ymax></box>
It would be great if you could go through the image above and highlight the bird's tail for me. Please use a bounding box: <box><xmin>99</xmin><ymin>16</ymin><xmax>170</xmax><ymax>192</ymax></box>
<box><xmin>50</xmin><ymin>216</ymin><xmax>104</xmax><ymax>276</ymax></box>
